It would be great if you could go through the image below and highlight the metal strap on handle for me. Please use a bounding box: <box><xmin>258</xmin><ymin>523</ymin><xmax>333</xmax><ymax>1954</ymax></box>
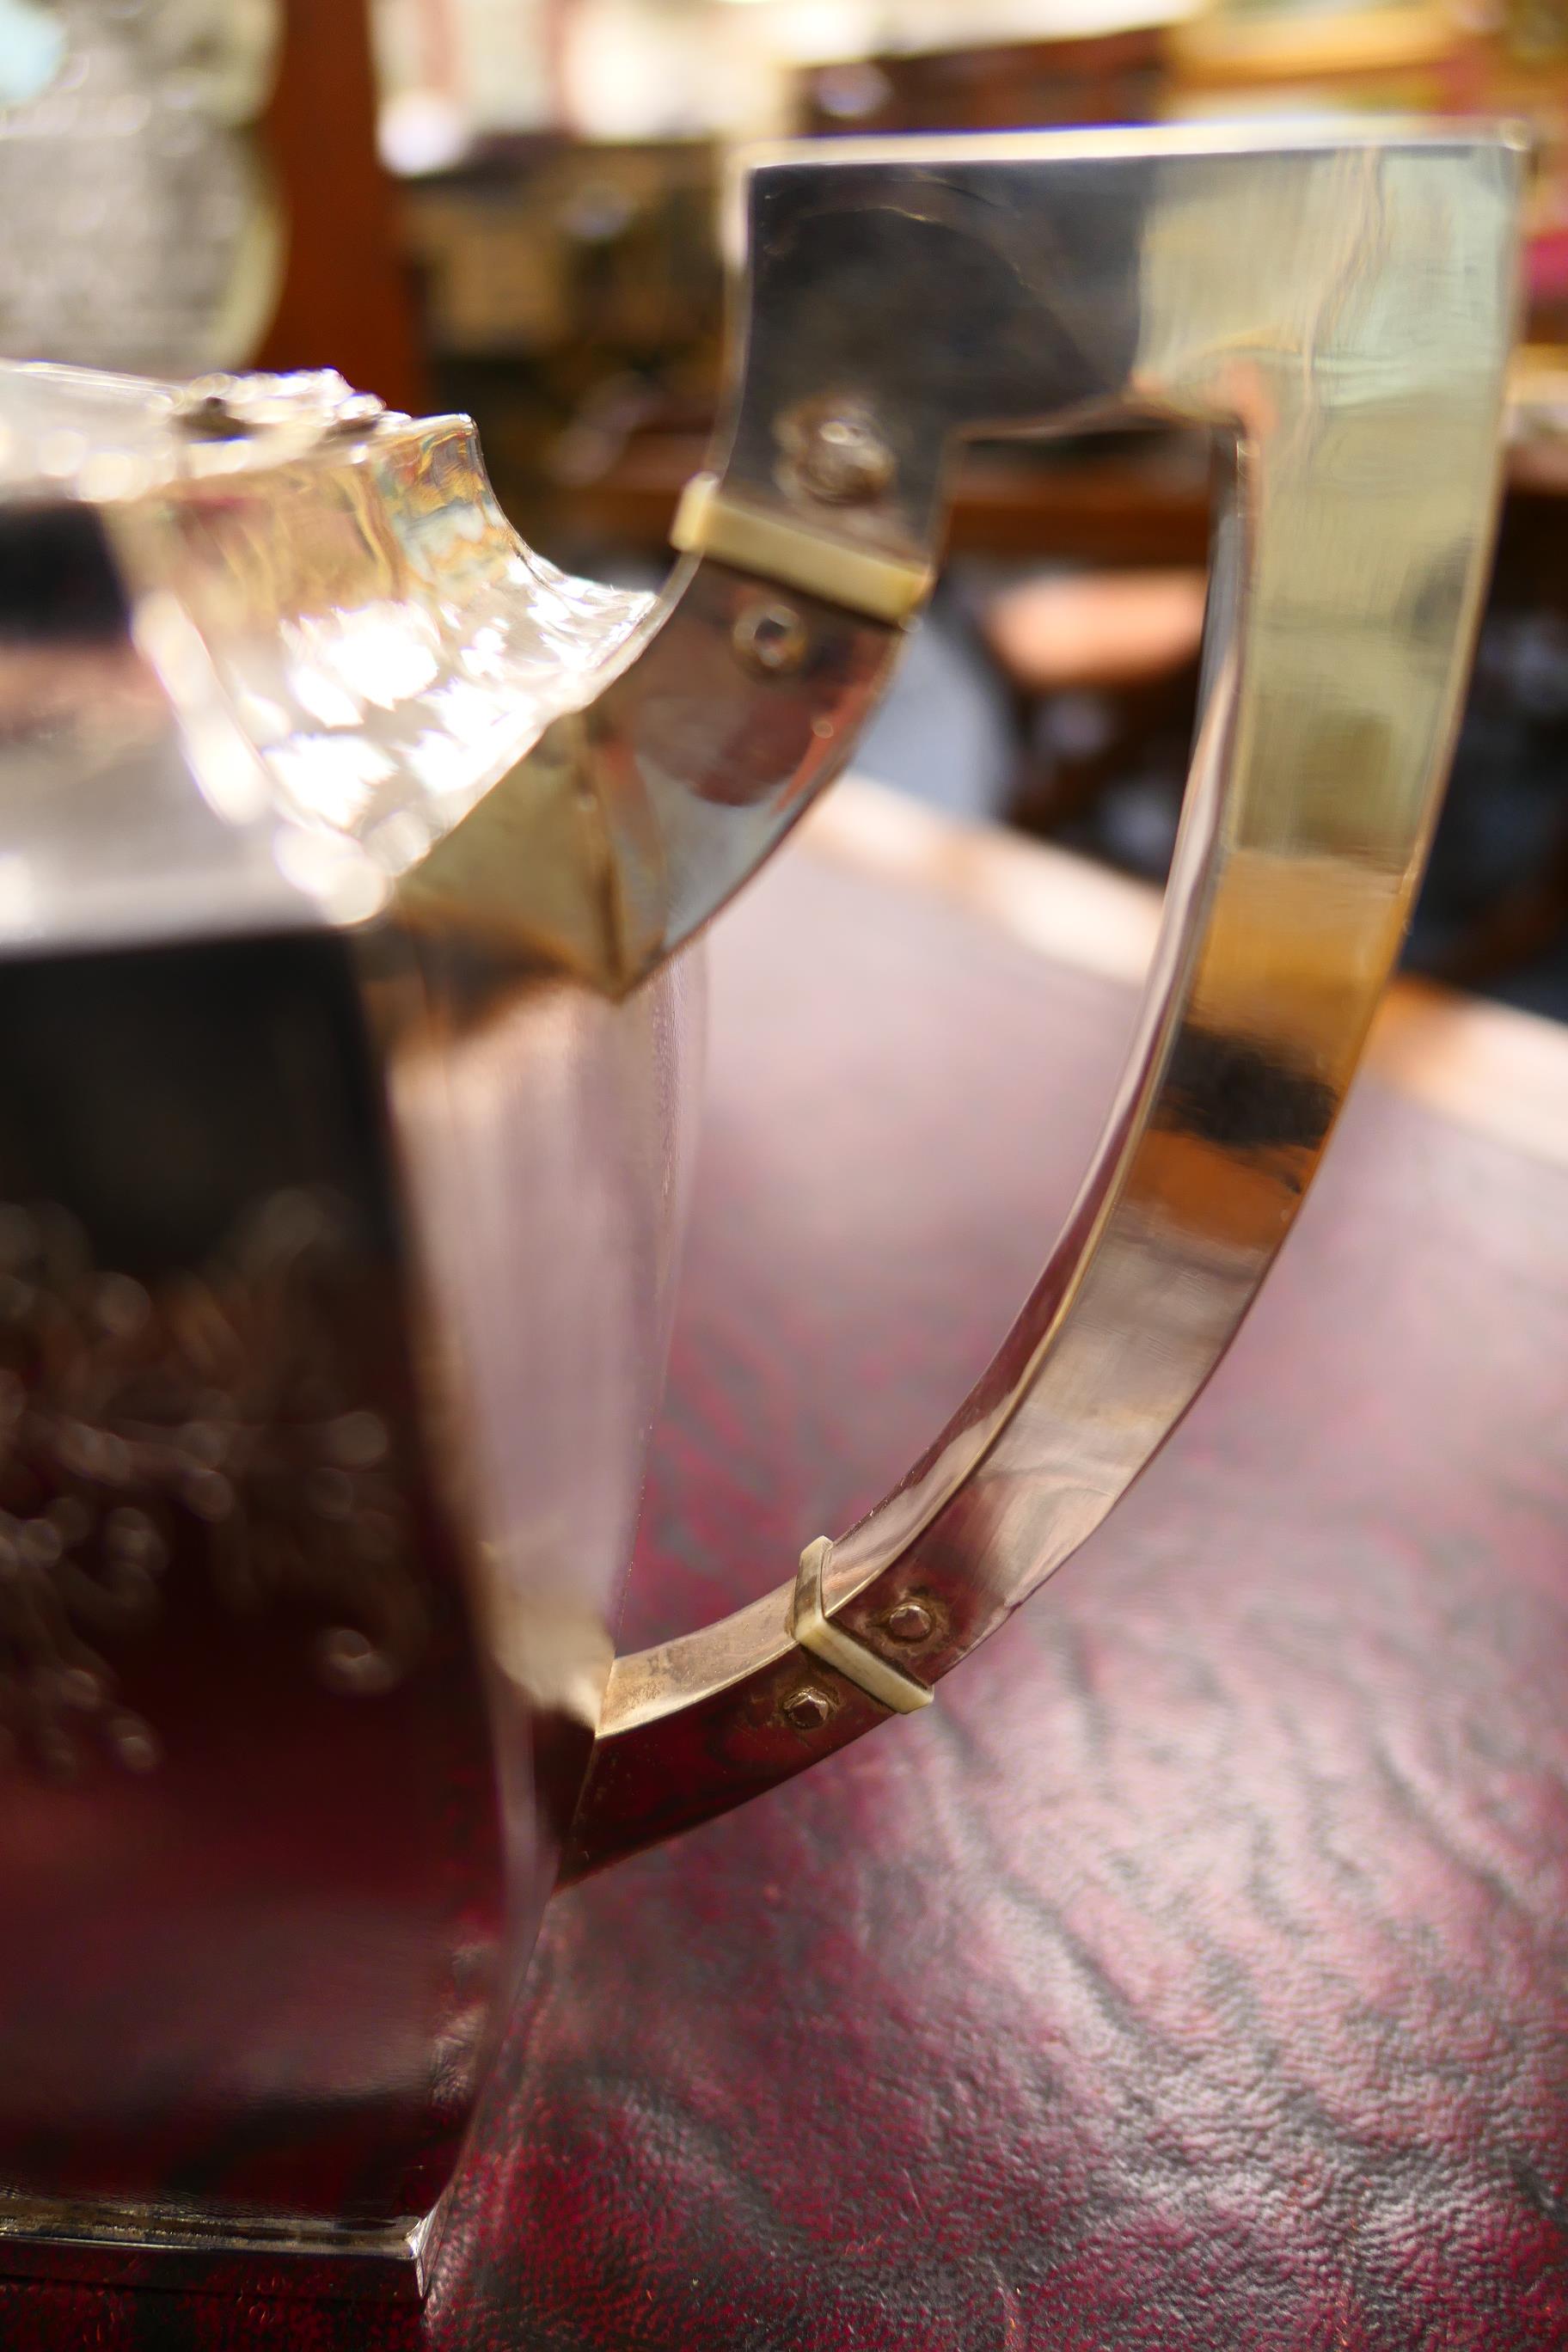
<box><xmin>671</xmin><ymin>474</ymin><xmax>934</xmax><ymax>624</ymax></box>
<box><xmin>790</xmin><ymin>1538</ymin><xmax>934</xmax><ymax>1712</ymax></box>
<box><xmin>559</xmin><ymin>126</ymin><xmax>1522</xmax><ymax>1885</ymax></box>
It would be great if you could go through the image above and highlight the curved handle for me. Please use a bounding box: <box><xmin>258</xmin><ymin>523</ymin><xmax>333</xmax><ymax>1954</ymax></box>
<box><xmin>560</xmin><ymin>124</ymin><xmax>1522</xmax><ymax>1883</ymax></box>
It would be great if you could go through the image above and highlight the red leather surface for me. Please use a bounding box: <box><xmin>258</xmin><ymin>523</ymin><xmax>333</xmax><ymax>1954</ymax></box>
<box><xmin>7</xmin><ymin>832</ymin><xmax>1568</xmax><ymax>2349</ymax></box>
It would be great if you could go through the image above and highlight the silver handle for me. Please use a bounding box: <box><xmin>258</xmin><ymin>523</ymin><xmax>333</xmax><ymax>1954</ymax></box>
<box><xmin>560</xmin><ymin>124</ymin><xmax>1522</xmax><ymax>1882</ymax></box>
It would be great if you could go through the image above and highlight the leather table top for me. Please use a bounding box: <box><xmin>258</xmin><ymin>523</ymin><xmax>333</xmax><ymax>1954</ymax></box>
<box><xmin>8</xmin><ymin>784</ymin><xmax>1568</xmax><ymax>2350</ymax></box>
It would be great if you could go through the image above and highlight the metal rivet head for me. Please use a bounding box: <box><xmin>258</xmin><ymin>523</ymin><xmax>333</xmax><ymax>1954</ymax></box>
<box><xmin>175</xmin><ymin>381</ymin><xmax>254</xmax><ymax>441</ymax></box>
<box><xmin>327</xmin><ymin>390</ymin><xmax>388</xmax><ymax>433</ymax></box>
<box><xmin>782</xmin><ymin>1683</ymin><xmax>835</xmax><ymax>1733</ymax></box>
<box><xmin>732</xmin><ymin>599</ymin><xmax>808</xmax><ymax>678</ymax></box>
<box><xmin>183</xmin><ymin>373</ymin><xmax>241</xmax><ymax>406</ymax></box>
<box><xmin>778</xmin><ymin>399</ymin><xmax>896</xmax><ymax>506</ymax></box>
<box><xmin>885</xmin><ymin>1599</ymin><xmax>933</xmax><ymax>1645</ymax></box>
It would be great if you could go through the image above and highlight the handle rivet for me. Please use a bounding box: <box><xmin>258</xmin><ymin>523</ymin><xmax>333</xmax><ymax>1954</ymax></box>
<box><xmin>778</xmin><ymin>399</ymin><xmax>896</xmax><ymax>506</ymax></box>
<box><xmin>732</xmin><ymin>598</ymin><xmax>808</xmax><ymax>678</ymax></box>
<box><xmin>885</xmin><ymin>1600</ymin><xmax>933</xmax><ymax>1645</ymax></box>
<box><xmin>783</xmin><ymin>1683</ymin><xmax>835</xmax><ymax>1732</ymax></box>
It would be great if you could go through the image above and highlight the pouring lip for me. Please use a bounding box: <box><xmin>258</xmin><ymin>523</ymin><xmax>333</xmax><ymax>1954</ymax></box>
<box><xmin>0</xmin><ymin>363</ymin><xmax>666</xmax><ymax>967</ymax></box>
<box><xmin>0</xmin><ymin>360</ymin><xmax>438</xmax><ymax>507</ymax></box>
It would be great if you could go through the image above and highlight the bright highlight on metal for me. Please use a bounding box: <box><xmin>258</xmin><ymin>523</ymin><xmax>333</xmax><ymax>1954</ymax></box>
<box><xmin>671</xmin><ymin>472</ymin><xmax>933</xmax><ymax>623</ymax></box>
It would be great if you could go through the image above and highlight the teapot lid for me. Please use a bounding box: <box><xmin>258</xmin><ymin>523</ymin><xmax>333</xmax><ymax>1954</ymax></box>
<box><xmin>0</xmin><ymin>360</ymin><xmax>652</xmax><ymax>961</ymax></box>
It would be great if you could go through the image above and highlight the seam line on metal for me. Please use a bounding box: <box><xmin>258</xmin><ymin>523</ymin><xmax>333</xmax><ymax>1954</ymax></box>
<box><xmin>671</xmin><ymin>475</ymin><xmax>933</xmax><ymax>624</ymax></box>
<box><xmin>790</xmin><ymin>1537</ymin><xmax>934</xmax><ymax>1712</ymax></box>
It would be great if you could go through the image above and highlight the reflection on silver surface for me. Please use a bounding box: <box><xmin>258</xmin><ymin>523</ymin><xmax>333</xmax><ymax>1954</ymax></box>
<box><xmin>0</xmin><ymin>125</ymin><xmax>1523</xmax><ymax>2293</ymax></box>
<box><xmin>0</xmin><ymin>359</ymin><xmax>658</xmax><ymax>955</ymax></box>
<box><xmin>0</xmin><ymin>1188</ymin><xmax>420</xmax><ymax>1781</ymax></box>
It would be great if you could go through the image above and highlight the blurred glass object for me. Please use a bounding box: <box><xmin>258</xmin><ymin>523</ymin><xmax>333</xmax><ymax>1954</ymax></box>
<box><xmin>0</xmin><ymin>0</ymin><xmax>281</xmax><ymax>376</ymax></box>
<box><xmin>0</xmin><ymin>0</ymin><xmax>64</xmax><ymax>105</ymax></box>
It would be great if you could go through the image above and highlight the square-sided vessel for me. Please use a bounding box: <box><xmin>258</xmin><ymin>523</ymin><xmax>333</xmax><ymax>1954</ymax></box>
<box><xmin>0</xmin><ymin>126</ymin><xmax>1522</xmax><ymax>2295</ymax></box>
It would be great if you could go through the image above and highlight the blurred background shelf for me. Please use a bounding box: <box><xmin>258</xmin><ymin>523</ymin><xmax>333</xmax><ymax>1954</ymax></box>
<box><xmin>563</xmin><ymin>432</ymin><xmax>1219</xmax><ymax>565</ymax></box>
<box><xmin>546</xmin><ymin>413</ymin><xmax>1568</xmax><ymax>568</ymax></box>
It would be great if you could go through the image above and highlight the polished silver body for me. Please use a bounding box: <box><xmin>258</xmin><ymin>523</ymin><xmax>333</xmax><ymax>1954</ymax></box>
<box><xmin>0</xmin><ymin>126</ymin><xmax>1522</xmax><ymax>2294</ymax></box>
<box><xmin>0</xmin><ymin>364</ymin><xmax>702</xmax><ymax>2289</ymax></box>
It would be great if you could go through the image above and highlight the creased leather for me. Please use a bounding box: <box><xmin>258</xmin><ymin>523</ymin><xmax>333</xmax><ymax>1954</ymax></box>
<box><xmin>5</xmin><ymin>840</ymin><xmax>1568</xmax><ymax>2350</ymax></box>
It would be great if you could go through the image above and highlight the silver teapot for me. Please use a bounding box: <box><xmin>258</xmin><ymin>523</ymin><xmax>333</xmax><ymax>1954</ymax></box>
<box><xmin>0</xmin><ymin>126</ymin><xmax>1521</xmax><ymax>2297</ymax></box>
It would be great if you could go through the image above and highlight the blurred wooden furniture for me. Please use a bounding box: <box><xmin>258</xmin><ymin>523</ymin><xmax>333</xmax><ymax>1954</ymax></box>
<box><xmin>797</xmin><ymin>28</ymin><xmax>1164</xmax><ymax>136</ymax></box>
<box><xmin>566</xmin><ymin>422</ymin><xmax>1566</xmax><ymax>569</ymax></box>
<box><xmin>256</xmin><ymin>0</ymin><xmax>429</xmax><ymax>413</ymax></box>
